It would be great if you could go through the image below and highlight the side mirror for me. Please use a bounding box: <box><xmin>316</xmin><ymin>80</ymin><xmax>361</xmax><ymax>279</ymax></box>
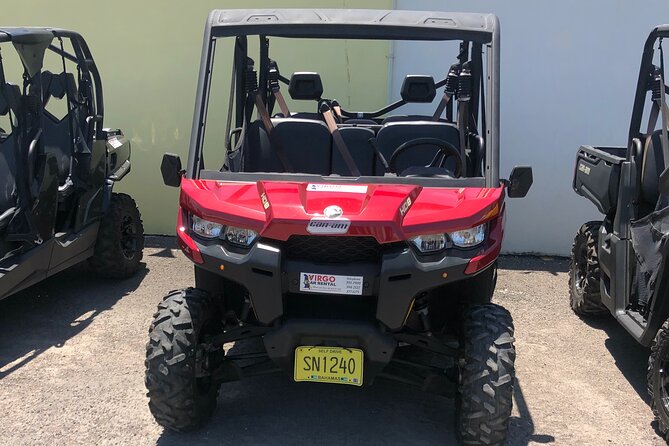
<box><xmin>161</xmin><ymin>153</ymin><xmax>183</xmax><ymax>187</ymax></box>
<box><xmin>507</xmin><ymin>166</ymin><xmax>533</xmax><ymax>198</ymax></box>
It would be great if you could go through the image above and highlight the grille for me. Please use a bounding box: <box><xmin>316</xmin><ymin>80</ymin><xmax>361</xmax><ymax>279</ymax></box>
<box><xmin>284</xmin><ymin>236</ymin><xmax>382</xmax><ymax>264</ymax></box>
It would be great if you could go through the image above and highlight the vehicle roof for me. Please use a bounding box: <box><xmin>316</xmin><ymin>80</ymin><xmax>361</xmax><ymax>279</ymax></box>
<box><xmin>0</xmin><ymin>27</ymin><xmax>79</xmax><ymax>44</ymax></box>
<box><xmin>207</xmin><ymin>9</ymin><xmax>498</xmax><ymax>43</ymax></box>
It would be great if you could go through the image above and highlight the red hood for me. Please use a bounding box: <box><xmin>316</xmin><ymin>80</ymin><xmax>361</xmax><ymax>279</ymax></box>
<box><xmin>180</xmin><ymin>179</ymin><xmax>505</xmax><ymax>243</ymax></box>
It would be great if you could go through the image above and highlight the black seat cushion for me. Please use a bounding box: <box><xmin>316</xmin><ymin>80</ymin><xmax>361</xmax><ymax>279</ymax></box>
<box><xmin>243</xmin><ymin>118</ymin><xmax>332</xmax><ymax>175</ymax></box>
<box><xmin>332</xmin><ymin>127</ymin><xmax>378</xmax><ymax>176</ymax></box>
<box><xmin>376</xmin><ymin>121</ymin><xmax>460</xmax><ymax>173</ymax></box>
<box><xmin>642</xmin><ymin>129</ymin><xmax>666</xmax><ymax>206</ymax></box>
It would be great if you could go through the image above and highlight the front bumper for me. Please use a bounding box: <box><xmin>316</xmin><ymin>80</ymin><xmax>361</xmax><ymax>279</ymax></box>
<box><xmin>192</xmin><ymin>236</ymin><xmax>484</xmax><ymax>330</ymax></box>
<box><xmin>263</xmin><ymin>319</ymin><xmax>397</xmax><ymax>384</ymax></box>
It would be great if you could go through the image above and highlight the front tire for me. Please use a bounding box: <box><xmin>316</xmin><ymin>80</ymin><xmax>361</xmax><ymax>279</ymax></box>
<box><xmin>145</xmin><ymin>288</ymin><xmax>222</xmax><ymax>431</ymax></box>
<box><xmin>569</xmin><ymin>221</ymin><xmax>609</xmax><ymax>316</ymax></box>
<box><xmin>89</xmin><ymin>192</ymin><xmax>144</xmax><ymax>278</ymax></box>
<box><xmin>648</xmin><ymin>321</ymin><xmax>669</xmax><ymax>441</ymax></box>
<box><xmin>456</xmin><ymin>304</ymin><xmax>515</xmax><ymax>446</ymax></box>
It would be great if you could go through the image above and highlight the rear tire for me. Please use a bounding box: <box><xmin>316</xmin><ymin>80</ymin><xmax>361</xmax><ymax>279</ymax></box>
<box><xmin>456</xmin><ymin>304</ymin><xmax>515</xmax><ymax>446</ymax></box>
<box><xmin>89</xmin><ymin>192</ymin><xmax>144</xmax><ymax>278</ymax></box>
<box><xmin>569</xmin><ymin>221</ymin><xmax>608</xmax><ymax>316</ymax></box>
<box><xmin>145</xmin><ymin>288</ymin><xmax>222</xmax><ymax>432</ymax></box>
<box><xmin>648</xmin><ymin>320</ymin><xmax>669</xmax><ymax>442</ymax></box>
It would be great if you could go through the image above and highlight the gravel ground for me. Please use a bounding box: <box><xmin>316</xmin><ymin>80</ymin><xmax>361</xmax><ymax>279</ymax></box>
<box><xmin>0</xmin><ymin>237</ymin><xmax>664</xmax><ymax>446</ymax></box>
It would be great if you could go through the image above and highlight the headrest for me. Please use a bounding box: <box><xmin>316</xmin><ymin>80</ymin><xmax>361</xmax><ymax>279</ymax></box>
<box><xmin>42</xmin><ymin>70</ymin><xmax>77</xmax><ymax>100</ymax></box>
<box><xmin>288</xmin><ymin>72</ymin><xmax>323</xmax><ymax>100</ymax></box>
<box><xmin>0</xmin><ymin>83</ymin><xmax>21</xmax><ymax>117</ymax></box>
<box><xmin>0</xmin><ymin>89</ymin><xmax>9</xmax><ymax>116</ymax></box>
<box><xmin>400</xmin><ymin>75</ymin><xmax>436</xmax><ymax>103</ymax></box>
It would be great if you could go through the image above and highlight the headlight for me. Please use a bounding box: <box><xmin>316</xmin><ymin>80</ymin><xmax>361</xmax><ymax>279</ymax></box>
<box><xmin>192</xmin><ymin>216</ymin><xmax>259</xmax><ymax>248</ymax></box>
<box><xmin>449</xmin><ymin>224</ymin><xmax>486</xmax><ymax>248</ymax></box>
<box><xmin>409</xmin><ymin>233</ymin><xmax>446</xmax><ymax>253</ymax></box>
<box><xmin>192</xmin><ymin>215</ymin><xmax>224</xmax><ymax>238</ymax></box>
<box><xmin>224</xmin><ymin>225</ymin><xmax>258</xmax><ymax>247</ymax></box>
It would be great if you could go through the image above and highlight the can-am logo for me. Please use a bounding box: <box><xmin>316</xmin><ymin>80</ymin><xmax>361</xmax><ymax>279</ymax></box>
<box><xmin>307</xmin><ymin>218</ymin><xmax>351</xmax><ymax>234</ymax></box>
<box><xmin>323</xmin><ymin>205</ymin><xmax>343</xmax><ymax>219</ymax></box>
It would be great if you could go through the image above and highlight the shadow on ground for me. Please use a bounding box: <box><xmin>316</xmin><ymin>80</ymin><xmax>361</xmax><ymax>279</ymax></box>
<box><xmin>498</xmin><ymin>256</ymin><xmax>569</xmax><ymax>276</ymax></box>
<box><xmin>145</xmin><ymin>236</ymin><xmax>178</xmax><ymax>258</ymax></box>
<box><xmin>157</xmin><ymin>348</ymin><xmax>552</xmax><ymax>446</ymax></box>
<box><xmin>507</xmin><ymin>379</ymin><xmax>556</xmax><ymax>445</ymax></box>
<box><xmin>0</xmin><ymin>263</ymin><xmax>147</xmax><ymax>379</ymax></box>
<box><xmin>583</xmin><ymin>316</ymin><xmax>651</xmax><ymax>405</ymax></box>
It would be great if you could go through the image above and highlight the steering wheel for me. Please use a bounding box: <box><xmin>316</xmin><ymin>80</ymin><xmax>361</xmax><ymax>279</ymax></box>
<box><xmin>388</xmin><ymin>137</ymin><xmax>463</xmax><ymax>177</ymax></box>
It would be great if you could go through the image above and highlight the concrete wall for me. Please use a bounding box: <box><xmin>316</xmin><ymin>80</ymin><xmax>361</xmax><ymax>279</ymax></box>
<box><xmin>394</xmin><ymin>0</ymin><xmax>669</xmax><ymax>255</ymax></box>
<box><xmin>3</xmin><ymin>0</ymin><xmax>392</xmax><ymax>234</ymax></box>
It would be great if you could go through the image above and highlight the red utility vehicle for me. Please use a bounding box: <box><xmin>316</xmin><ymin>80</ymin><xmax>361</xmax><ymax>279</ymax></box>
<box><xmin>149</xmin><ymin>9</ymin><xmax>532</xmax><ymax>446</ymax></box>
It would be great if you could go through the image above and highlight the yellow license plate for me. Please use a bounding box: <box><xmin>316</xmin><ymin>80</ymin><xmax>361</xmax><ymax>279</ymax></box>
<box><xmin>294</xmin><ymin>346</ymin><xmax>363</xmax><ymax>386</ymax></box>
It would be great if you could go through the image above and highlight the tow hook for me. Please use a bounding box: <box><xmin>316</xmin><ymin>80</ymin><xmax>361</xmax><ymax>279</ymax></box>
<box><xmin>414</xmin><ymin>293</ymin><xmax>433</xmax><ymax>336</ymax></box>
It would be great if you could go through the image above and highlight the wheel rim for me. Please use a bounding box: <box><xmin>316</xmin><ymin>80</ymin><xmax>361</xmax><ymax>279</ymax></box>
<box><xmin>574</xmin><ymin>243</ymin><xmax>588</xmax><ymax>293</ymax></box>
<box><xmin>120</xmin><ymin>215</ymin><xmax>138</xmax><ymax>260</ymax></box>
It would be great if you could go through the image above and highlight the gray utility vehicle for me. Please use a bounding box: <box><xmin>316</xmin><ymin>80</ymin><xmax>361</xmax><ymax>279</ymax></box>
<box><xmin>0</xmin><ymin>28</ymin><xmax>144</xmax><ymax>301</ymax></box>
<box><xmin>150</xmin><ymin>9</ymin><xmax>531</xmax><ymax>446</ymax></box>
<box><xmin>571</xmin><ymin>25</ymin><xmax>669</xmax><ymax>440</ymax></box>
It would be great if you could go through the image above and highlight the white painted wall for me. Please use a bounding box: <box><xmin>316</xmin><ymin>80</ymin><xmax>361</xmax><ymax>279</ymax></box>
<box><xmin>392</xmin><ymin>0</ymin><xmax>669</xmax><ymax>255</ymax></box>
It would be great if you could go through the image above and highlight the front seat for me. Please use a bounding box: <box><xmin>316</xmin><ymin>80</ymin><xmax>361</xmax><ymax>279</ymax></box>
<box><xmin>375</xmin><ymin>121</ymin><xmax>461</xmax><ymax>174</ymax></box>
<box><xmin>641</xmin><ymin>129</ymin><xmax>667</xmax><ymax>213</ymax></box>
<box><xmin>332</xmin><ymin>127</ymin><xmax>380</xmax><ymax>176</ymax></box>
<box><xmin>42</xmin><ymin>71</ymin><xmax>80</xmax><ymax>187</ymax></box>
<box><xmin>242</xmin><ymin>118</ymin><xmax>332</xmax><ymax>175</ymax></box>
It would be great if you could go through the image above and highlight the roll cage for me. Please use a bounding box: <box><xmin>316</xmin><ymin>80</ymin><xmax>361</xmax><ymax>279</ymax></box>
<box><xmin>0</xmin><ymin>28</ymin><xmax>105</xmax><ymax>139</ymax></box>
<box><xmin>187</xmin><ymin>9</ymin><xmax>501</xmax><ymax>188</ymax></box>
<box><xmin>629</xmin><ymin>25</ymin><xmax>669</xmax><ymax>146</ymax></box>
<box><xmin>0</xmin><ymin>28</ymin><xmax>106</xmax><ymax>244</ymax></box>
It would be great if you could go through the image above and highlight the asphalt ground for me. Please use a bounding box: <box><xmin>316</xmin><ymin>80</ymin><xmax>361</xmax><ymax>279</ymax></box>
<box><xmin>0</xmin><ymin>237</ymin><xmax>664</xmax><ymax>445</ymax></box>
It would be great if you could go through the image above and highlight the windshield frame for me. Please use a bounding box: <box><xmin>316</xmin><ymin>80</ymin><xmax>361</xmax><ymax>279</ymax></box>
<box><xmin>187</xmin><ymin>9</ymin><xmax>500</xmax><ymax>188</ymax></box>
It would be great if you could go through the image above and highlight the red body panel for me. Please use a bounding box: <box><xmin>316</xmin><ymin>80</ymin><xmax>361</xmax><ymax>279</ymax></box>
<box><xmin>179</xmin><ymin>179</ymin><xmax>506</xmax><ymax>244</ymax></box>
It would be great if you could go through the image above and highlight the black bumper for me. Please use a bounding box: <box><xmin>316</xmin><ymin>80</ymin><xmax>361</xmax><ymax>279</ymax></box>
<box><xmin>263</xmin><ymin>319</ymin><xmax>397</xmax><ymax>384</ymax></box>
<box><xmin>194</xmin><ymin>238</ymin><xmax>475</xmax><ymax>330</ymax></box>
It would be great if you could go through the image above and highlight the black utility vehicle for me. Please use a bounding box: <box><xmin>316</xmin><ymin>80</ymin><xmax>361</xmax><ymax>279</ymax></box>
<box><xmin>0</xmin><ymin>28</ymin><xmax>144</xmax><ymax>301</ymax></box>
<box><xmin>571</xmin><ymin>25</ymin><xmax>669</xmax><ymax>440</ymax></box>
